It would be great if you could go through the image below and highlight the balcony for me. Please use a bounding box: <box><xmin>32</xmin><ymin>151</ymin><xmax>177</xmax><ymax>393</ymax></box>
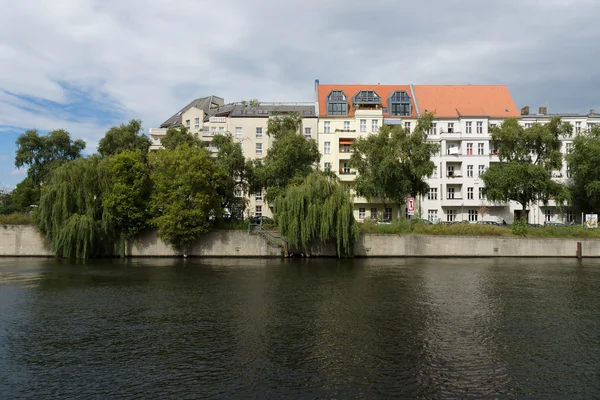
<box><xmin>446</xmin><ymin>171</ymin><xmax>463</xmax><ymax>178</ymax></box>
<box><xmin>149</xmin><ymin>128</ymin><xmax>167</xmax><ymax>136</ymax></box>
<box><xmin>338</xmin><ymin>170</ymin><xmax>357</xmax><ymax>181</ymax></box>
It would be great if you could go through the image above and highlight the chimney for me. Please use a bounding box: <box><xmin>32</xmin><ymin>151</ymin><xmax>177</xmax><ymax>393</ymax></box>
<box><xmin>591</xmin><ymin>109</ymin><xmax>596</xmax><ymax>115</ymax></box>
<box><xmin>521</xmin><ymin>106</ymin><xmax>529</xmax><ymax>115</ymax></box>
<box><xmin>314</xmin><ymin>79</ymin><xmax>320</xmax><ymax>117</ymax></box>
<box><xmin>539</xmin><ymin>106</ymin><xmax>548</xmax><ymax>115</ymax></box>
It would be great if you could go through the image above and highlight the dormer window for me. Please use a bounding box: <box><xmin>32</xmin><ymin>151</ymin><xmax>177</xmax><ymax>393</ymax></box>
<box><xmin>389</xmin><ymin>91</ymin><xmax>411</xmax><ymax>116</ymax></box>
<box><xmin>353</xmin><ymin>90</ymin><xmax>381</xmax><ymax>104</ymax></box>
<box><xmin>326</xmin><ymin>90</ymin><xmax>348</xmax><ymax>115</ymax></box>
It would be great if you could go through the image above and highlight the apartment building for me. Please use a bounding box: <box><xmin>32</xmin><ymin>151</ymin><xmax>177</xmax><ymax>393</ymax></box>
<box><xmin>149</xmin><ymin>97</ymin><xmax>317</xmax><ymax>219</ymax></box>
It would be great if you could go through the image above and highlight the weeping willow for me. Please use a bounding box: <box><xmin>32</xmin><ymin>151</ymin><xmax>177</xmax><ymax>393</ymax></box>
<box><xmin>273</xmin><ymin>172</ymin><xmax>359</xmax><ymax>258</ymax></box>
<box><xmin>38</xmin><ymin>156</ymin><xmax>114</xmax><ymax>259</ymax></box>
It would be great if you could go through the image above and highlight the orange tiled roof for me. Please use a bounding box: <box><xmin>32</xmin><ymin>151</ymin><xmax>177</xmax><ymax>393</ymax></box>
<box><xmin>412</xmin><ymin>85</ymin><xmax>520</xmax><ymax>118</ymax></box>
<box><xmin>317</xmin><ymin>84</ymin><xmax>417</xmax><ymax>118</ymax></box>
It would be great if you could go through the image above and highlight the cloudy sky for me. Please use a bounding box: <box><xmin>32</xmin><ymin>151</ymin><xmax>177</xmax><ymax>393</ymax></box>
<box><xmin>1</xmin><ymin>0</ymin><xmax>599</xmax><ymax>187</ymax></box>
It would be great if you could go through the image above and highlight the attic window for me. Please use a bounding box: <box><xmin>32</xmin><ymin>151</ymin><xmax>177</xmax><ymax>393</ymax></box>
<box><xmin>389</xmin><ymin>91</ymin><xmax>411</xmax><ymax>116</ymax></box>
<box><xmin>326</xmin><ymin>90</ymin><xmax>348</xmax><ymax>115</ymax></box>
<box><xmin>303</xmin><ymin>110</ymin><xmax>312</xmax><ymax>115</ymax></box>
<box><xmin>353</xmin><ymin>90</ymin><xmax>381</xmax><ymax>104</ymax></box>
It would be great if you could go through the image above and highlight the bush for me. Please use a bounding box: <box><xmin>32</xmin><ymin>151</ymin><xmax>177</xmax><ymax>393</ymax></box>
<box><xmin>511</xmin><ymin>217</ymin><xmax>528</xmax><ymax>236</ymax></box>
<box><xmin>0</xmin><ymin>213</ymin><xmax>35</xmax><ymax>225</ymax></box>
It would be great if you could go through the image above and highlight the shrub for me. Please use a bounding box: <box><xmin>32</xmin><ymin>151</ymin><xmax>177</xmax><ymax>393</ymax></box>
<box><xmin>0</xmin><ymin>212</ymin><xmax>35</xmax><ymax>225</ymax></box>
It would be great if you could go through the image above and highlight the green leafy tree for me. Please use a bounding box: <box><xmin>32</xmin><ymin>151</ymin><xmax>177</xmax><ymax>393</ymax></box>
<box><xmin>211</xmin><ymin>133</ymin><xmax>256</xmax><ymax>219</ymax></box>
<box><xmin>6</xmin><ymin>177</ymin><xmax>39</xmax><ymax>212</ymax></box>
<box><xmin>257</xmin><ymin>113</ymin><xmax>320</xmax><ymax>203</ymax></box>
<box><xmin>15</xmin><ymin>129</ymin><xmax>86</xmax><ymax>186</ymax></box>
<box><xmin>102</xmin><ymin>150</ymin><xmax>151</xmax><ymax>251</ymax></box>
<box><xmin>98</xmin><ymin>119</ymin><xmax>151</xmax><ymax>157</ymax></box>
<box><xmin>273</xmin><ymin>172</ymin><xmax>359</xmax><ymax>258</ymax></box>
<box><xmin>482</xmin><ymin>117</ymin><xmax>571</xmax><ymax>216</ymax></box>
<box><xmin>566</xmin><ymin>125</ymin><xmax>600</xmax><ymax>212</ymax></box>
<box><xmin>350</xmin><ymin>112</ymin><xmax>440</xmax><ymax>217</ymax></box>
<box><xmin>160</xmin><ymin>126</ymin><xmax>203</xmax><ymax>150</ymax></box>
<box><xmin>38</xmin><ymin>156</ymin><xmax>113</xmax><ymax>259</ymax></box>
<box><xmin>149</xmin><ymin>145</ymin><xmax>226</xmax><ymax>251</ymax></box>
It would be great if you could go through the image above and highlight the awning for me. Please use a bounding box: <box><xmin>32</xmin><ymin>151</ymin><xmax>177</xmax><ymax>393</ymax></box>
<box><xmin>339</xmin><ymin>139</ymin><xmax>354</xmax><ymax>145</ymax></box>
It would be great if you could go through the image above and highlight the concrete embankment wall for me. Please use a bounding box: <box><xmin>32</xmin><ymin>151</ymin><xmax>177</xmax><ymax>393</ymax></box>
<box><xmin>1</xmin><ymin>225</ymin><xmax>599</xmax><ymax>258</ymax></box>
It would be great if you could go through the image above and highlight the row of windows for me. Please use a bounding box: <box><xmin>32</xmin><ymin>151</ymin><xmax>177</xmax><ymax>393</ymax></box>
<box><xmin>233</xmin><ymin>127</ymin><xmax>312</xmax><ymax>139</ymax></box>
<box><xmin>427</xmin><ymin>187</ymin><xmax>486</xmax><ymax>200</ymax></box>
<box><xmin>358</xmin><ymin>207</ymin><xmax>393</xmax><ymax>220</ymax></box>
<box><xmin>327</xmin><ymin>90</ymin><xmax>411</xmax><ymax>117</ymax></box>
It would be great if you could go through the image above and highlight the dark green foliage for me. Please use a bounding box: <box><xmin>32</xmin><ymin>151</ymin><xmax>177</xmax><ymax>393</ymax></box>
<box><xmin>10</xmin><ymin>177</ymin><xmax>40</xmax><ymax>210</ymax></box>
<box><xmin>38</xmin><ymin>156</ymin><xmax>113</xmax><ymax>259</ymax></box>
<box><xmin>98</xmin><ymin>120</ymin><xmax>151</xmax><ymax>157</ymax></box>
<box><xmin>161</xmin><ymin>126</ymin><xmax>203</xmax><ymax>150</ymax></box>
<box><xmin>15</xmin><ymin>129</ymin><xmax>86</xmax><ymax>186</ymax></box>
<box><xmin>566</xmin><ymin>125</ymin><xmax>600</xmax><ymax>213</ymax></box>
<box><xmin>256</xmin><ymin>113</ymin><xmax>320</xmax><ymax>203</ymax></box>
<box><xmin>149</xmin><ymin>145</ymin><xmax>226</xmax><ymax>250</ymax></box>
<box><xmin>273</xmin><ymin>172</ymin><xmax>359</xmax><ymax>258</ymax></box>
<box><xmin>350</xmin><ymin>112</ymin><xmax>439</xmax><ymax>213</ymax></box>
<box><xmin>483</xmin><ymin>117</ymin><xmax>572</xmax><ymax>212</ymax></box>
<box><xmin>102</xmin><ymin>150</ymin><xmax>151</xmax><ymax>241</ymax></box>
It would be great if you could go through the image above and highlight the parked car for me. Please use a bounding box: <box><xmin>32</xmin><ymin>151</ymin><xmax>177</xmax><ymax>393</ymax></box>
<box><xmin>546</xmin><ymin>222</ymin><xmax>569</xmax><ymax>227</ymax></box>
<box><xmin>477</xmin><ymin>221</ymin><xmax>500</xmax><ymax>226</ymax></box>
<box><xmin>376</xmin><ymin>219</ymin><xmax>393</xmax><ymax>225</ymax></box>
<box><xmin>251</xmin><ymin>216</ymin><xmax>274</xmax><ymax>225</ymax></box>
<box><xmin>412</xmin><ymin>218</ymin><xmax>433</xmax><ymax>225</ymax></box>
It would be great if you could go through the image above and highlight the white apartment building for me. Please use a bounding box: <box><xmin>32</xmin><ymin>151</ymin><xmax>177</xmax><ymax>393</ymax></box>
<box><xmin>149</xmin><ymin>97</ymin><xmax>317</xmax><ymax>219</ymax></box>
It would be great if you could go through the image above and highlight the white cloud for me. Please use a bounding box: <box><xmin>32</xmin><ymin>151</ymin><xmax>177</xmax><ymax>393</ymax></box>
<box><xmin>1</xmin><ymin>0</ymin><xmax>600</xmax><ymax>154</ymax></box>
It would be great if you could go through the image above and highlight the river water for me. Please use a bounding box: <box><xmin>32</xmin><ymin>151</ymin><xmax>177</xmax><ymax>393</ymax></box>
<box><xmin>0</xmin><ymin>257</ymin><xmax>599</xmax><ymax>399</ymax></box>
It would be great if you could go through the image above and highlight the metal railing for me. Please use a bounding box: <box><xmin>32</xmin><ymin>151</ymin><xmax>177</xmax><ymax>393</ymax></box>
<box><xmin>248</xmin><ymin>224</ymin><xmax>286</xmax><ymax>250</ymax></box>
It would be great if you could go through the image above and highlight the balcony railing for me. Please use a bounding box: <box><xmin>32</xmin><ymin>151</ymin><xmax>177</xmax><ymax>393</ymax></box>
<box><xmin>339</xmin><ymin>170</ymin><xmax>357</xmax><ymax>175</ymax></box>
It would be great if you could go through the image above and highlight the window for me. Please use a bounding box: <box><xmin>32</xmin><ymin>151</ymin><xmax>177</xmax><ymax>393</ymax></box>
<box><xmin>428</xmin><ymin>123</ymin><xmax>437</xmax><ymax>135</ymax></box>
<box><xmin>256</xmin><ymin>127</ymin><xmax>263</xmax><ymax>138</ymax></box>
<box><xmin>525</xmin><ymin>123</ymin><xmax>533</xmax><ymax>129</ymax></box>
<box><xmin>575</xmin><ymin>121</ymin><xmax>581</xmax><ymax>134</ymax></box>
<box><xmin>490</xmin><ymin>123</ymin><xmax>497</xmax><ymax>129</ymax></box>
<box><xmin>476</xmin><ymin>121</ymin><xmax>483</xmax><ymax>134</ymax></box>
<box><xmin>304</xmin><ymin>127</ymin><xmax>311</xmax><ymax>139</ymax></box>
<box><xmin>235</xmin><ymin>127</ymin><xmax>242</xmax><ymax>138</ymax></box>
<box><xmin>218</xmin><ymin>127</ymin><xmax>225</xmax><ymax>133</ymax></box>
<box><xmin>344</xmin><ymin>121</ymin><xmax>350</xmax><ymax>130</ymax></box>
<box><xmin>566</xmin><ymin>210</ymin><xmax>575</xmax><ymax>223</ymax></box>
<box><xmin>428</xmin><ymin>209</ymin><xmax>438</xmax><ymax>221</ymax></box>
<box><xmin>478</xmin><ymin>143</ymin><xmax>484</xmax><ymax>155</ymax></box>
<box><xmin>326</xmin><ymin>90</ymin><xmax>348</xmax><ymax>115</ymax></box>
<box><xmin>353</xmin><ymin>90</ymin><xmax>381</xmax><ymax>104</ymax></box>
<box><xmin>447</xmin><ymin>187</ymin><xmax>455</xmax><ymax>199</ymax></box>
<box><xmin>404</xmin><ymin>122</ymin><xmax>411</xmax><ymax>132</ymax></box>
<box><xmin>255</xmin><ymin>190</ymin><xmax>263</xmax><ymax>201</ymax></box>
<box><xmin>431</xmin><ymin>166</ymin><xmax>438</xmax><ymax>178</ymax></box>
<box><xmin>447</xmin><ymin>165</ymin><xmax>455</xmax><ymax>176</ymax></box>
<box><xmin>255</xmin><ymin>205</ymin><xmax>262</xmax><ymax>218</ymax></box>
<box><xmin>478</xmin><ymin>165</ymin><xmax>485</xmax><ymax>177</ymax></box>
<box><xmin>389</xmin><ymin>91</ymin><xmax>411</xmax><ymax>116</ymax></box>
<box><xmin>467</xmin><ymin>165</ymin><xmax>473</xmax><ymax>177</ymax></box>
<box><xmin>466</xmin><ymin>143</ymin><xmax>473</xmax><ymax>155</ymax></box>
<box><xmin>466</xmin><ymin>121</ymin><xmax>472</xmax><ymax>134</ymax></box>
<box><xmin>566</xmin><ymin>164</ymin><xmax>572</xmax><ymax>178</ymax></box>
<box><xmin>479</xmin><ymin>187</ymin><xmax>485</xmax><ymax>200</ymax></box>
<box><xmin>447</xmin><ymin>123</ymin><xmax>454</xmax><ymax>133</ymax></box>
<box><xmin>544</xmin><ymin>209</ymin><xmax>552</xmax><ymax>222</ymax></box>
<box><xmin>255</xmin><ymin>143</ymin><xmax>262</xmax><ymax>155</ymax></box>
<box><xmin>185</xmin><ymin>119</ymin><xmax>190</xmax><ymax>128</ymax></box>
<box><xmin>467</xmin><ymin>187</ymin><xmax>474</xmax><ymax>199</ymax></box>
<box><xmin>360</xmin><ymin>119</ymin><xmax>367</xmax><ymax>132</ymax></box>
<box><xmin>324</xmin><ymin>121</ymin><xmax>331</xmax><ymax>133</ymax></box>
<box><xmin>211</xmin><ymin>126</ymin><xmax>217</xmax><ymax>134</ymax></box>
<box><xmin>566</xmin><ymin>143</ymin><xmax>572</xmax><ymax>154</ymax></box>
<box><xmin>341</xmin><ymin>162</ymin><xmax>350</xmax><ymax>174</ymax></box>
<box><xmin>370</xmin><ymin>208</ymin><xmax>378</xmax><ymax>219</ymax></box>
<box><xmin>468</xmin><ymin>210</ymin><xmax>478</xmax><ymax>221</ymax></box>
<box><xmin>194</xmin><ymin>118</ymin><xmax>200</xmax><ymax>129</ymax></box>
<box><xmin>324</xmin><ymin>141</ymin><xmax>331</xmax><ymax>154</ymax></box>
<box><xmin>324</xmin><ymin>162</ymin><xmax>331</xmax><ymax>171</ymax></box>
<box><xmin>384</xmin><ymin>207</ymin><xmax>392</xmax><ymax>220</ymax></box>
<box><xmin>359</xmin><ymin>208</ymin><xmax>366</xmax><ymax>219</ymax></box>
<box><xmin>446</xmin><ymin>209</ymin><xmax>456</xmax><ymax>222</ymax></box>
<box><xmin>428</xmin><ymin>188</ymin><xmax>438</xmax><ymax>200</ymax></box>
<box><xmin>372</xmin><ymin>120</ymin><xmax>379</xmax><ymax>132</ymax></box>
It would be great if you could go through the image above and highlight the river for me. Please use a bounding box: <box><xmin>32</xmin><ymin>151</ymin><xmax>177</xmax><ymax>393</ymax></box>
<box><xmin>0</xmin><ymin>257</ymin><xmax>599</xmax><ymax>399</ymax></box>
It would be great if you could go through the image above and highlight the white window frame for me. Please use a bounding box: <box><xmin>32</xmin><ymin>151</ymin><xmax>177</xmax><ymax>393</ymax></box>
<box><xmin>324</xmin><ymin>141</ymin><xmax>331</xmax><ymax>154</ymax></box>
<box><xmin>255</xmin><ymin>205</ymin><xmax>262</xmax><ymax>217</ymax></box>
<box><xmin>428</xmin><ymin>209</ymin><xmax>438</xmax><ymax>221</ymax></box>
<box><xmin>467</xmin><ymin>187</ymin><xmax>474</xmax><ymax>199</ymax></box>
<box><xmin>384</xmin><ymin>207</ymin><xmax>392</xmax><ymax>220</ymax></box>
<box><xmin>447</xmin><ymin>122</ymin><xmax>454</xmax><ymax>133</ymax></box>
<box><xmin>235</xmin><ymin>127</ymin><xmax>243</xmax><ymax>138</ymax></box>
<box><xmin>324</xmin><ymin>121</ymin><xmax>331</xmax><ymax>133</ymax></box>
<box><xmin>324</xmin><ymin>162</ymin><xmax>332</xmax><ymax>171</ymax></box>
<box><xmin>478</xmin><ymin>143</ymin><xmax>484</xmax><ymax>155</ymax></box>
<box><xmin>304</xmin><ymin>127</ymin><xmax>311</xmax><ymax>139</ymax></box>
<box><xmin>194</xmin><ymin>118</ymin><xmax>200</xmax><ymax>129</ymax></box>
<box><xmin>466</xmin><ymin>143</ymin><xmax>473</xmax><ymax>155</ymax></box>
<box><xmin>447</xmin><ymin>209</ymin><xmax>456</xmax><ymax>222</ymax></box>
<box><xmin>256</xmin><ymin>127</ymin><xmax>263</xmax><ymax>138</ymax></box>
<box><xmin>544</xmin><ymin>209</ymin><xmax>552</xmax><ymax>222</ymax></box>
<box><xmin>467</xmin><ymin>165</ymin><xmax>473</xmax><ymax>177</ymax></box>
<box><xmin>479</xmin><ymin>187</ymin><xmax>485</xmax><ymax>200</ymax></box>
<box><xmin>478</xmin><ymin>165</ymin><xmax>485</xmax><ymax>177</ymax></box>
<box><xmin>476</xmin><ymin>121</ymin><xmax>483</xmax><ymax>134</ymax></box>
<box><xmin>255</xmin><ymin>143</ymin><xmax>262</xmax><ymax>155</ymax></box>
<box><xmin>255</xmin><ymin>190</ymin><xmax>263</xmax><ymax>201</ymax></box>
<box><xmin>218</xmin><ymin>127</ymin><xmax>225</xmax><ymax>133</ymax></box>
<box><xmin>370</xmin><ymin>208</ymin><xmax>378</xmax><ymax>219</ymax></box>
<box><xmin>359</xmin><ymin>208</ymin><xmax>366</xmax><ymax>219</ymax></box>
<box><xmin>372</xmin><ymin>120</ymin><xmax>379</xmax><ymax>132</ymax></box>
<box><xmin>360</xmin><ymin>119</ymin><xmax>367</xmax><ymax>132</ymax></box>
<box><xmin>428</xmin><ymin>188</ymin><xmax>438</xmax><ymax>200</ymax></box>
<box><xmin>344</xmin><ymin>121</ymin><xmax>350</xmax><ymax>130</ymax></box>
<box><xmin>468</xmin><ymin>209</ymin><xmax>478</xmax><ymax>221</ymax></box>
<box><xmin>404</xmin><ymin>121</ymin><xmax>411</xmax><ymax>132</ymax></box>
<box><xmin>185</xmin><ymin>119</ymin><xmax>191</xmax><ymax>128</ymax></box>
<box><xmin>466</xmin><ymin>121</ymin><xmax>472</xmax><ymax>134</ymax></box>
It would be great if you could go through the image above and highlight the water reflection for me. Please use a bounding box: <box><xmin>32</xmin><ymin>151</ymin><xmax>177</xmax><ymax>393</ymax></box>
<box><xmin>0</xmin><ymin>257</ymin><xmax>599</xmax><ymax>399</ymax></box>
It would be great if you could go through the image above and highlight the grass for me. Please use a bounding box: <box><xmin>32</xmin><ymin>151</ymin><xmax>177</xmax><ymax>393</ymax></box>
<box><xmin>0</xmin><ymin>212</ymin><xmax>35</xmax><ymax>225</ymax></box>
<box><xmin>359</xmin><ymin>220</ymin><xmax>600</xmax><ymax>239</ymax></box>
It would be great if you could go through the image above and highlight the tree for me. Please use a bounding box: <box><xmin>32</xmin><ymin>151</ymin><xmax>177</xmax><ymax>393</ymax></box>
<box><xmin>249</xmin><ymin>98</ymin><xmax>260</xmax><ymax>107</ymax></box>
<box><xmin>15</xmin><ymin>129</ymin><xmax>86</xmax><ymax>186</ymax></box>
<box><xmin>37</xmin><ymin>156</ymin><xmax>113</xmax><ymax>259</ymax></box>
<box><xmin>482</xmin><ymin>117</ymin><xmax>571</xmax><ymax>216</ymax></box>
<box><xmin>149</xmin><ymin>145</ymin><xmax>226</xmax><ymax>251</ymax></box>
<box><xmin>350</xmin><ymin>112</ymin><xmax>440</xmax><ymax>217</ymax></box>
<box><xmin>256</xmin><ymin>113</ymin><xmax>320</xmax><ymax>203</ymax></box>
<box><xmin>102</xmin><ymin>150</ymin><xmax>151</xmax><ymax>251</ymax></box>
<box><xmin>10</xmin><ymin>177</ymin><xmax>40</xmax><ymax>210</ymax></box>
<box><xmin>273</xmin><ymin>172</ymin><xmax>359</xmax><ymax>258</ymax></box>
<box><xmin>566</xmin><ymin>125</ymin><xmax>600</xmax><ymax>213</ymax></box>
<box><xmin>211</xmin><ymin>133</ymin><xmax>255</xmax><ymax>219</ymax></box>
<box><xmin>161</xmin><ymin>126</ymin><xmax>203</xmax><ymax>150</ymax></box>
<box><xmin>478</xmin><ymin>203</ymin><xmax>490</xmax><ymax>222</ymax></box>
<box><xmin>98</xmin><ymin>119</ymin><xmax>151</xmax><ymax>157</ymax></box>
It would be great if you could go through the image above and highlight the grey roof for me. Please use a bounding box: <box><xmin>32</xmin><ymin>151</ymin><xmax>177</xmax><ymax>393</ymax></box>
<box><xmin>205</xmin><ymin>102</ymin><xmax>316</xmax><ymax>120</ymax></box>
<box><xmin>160</xmin><ymin>95</ymin><xmax>224</xmax><ymax>128</ymax></box>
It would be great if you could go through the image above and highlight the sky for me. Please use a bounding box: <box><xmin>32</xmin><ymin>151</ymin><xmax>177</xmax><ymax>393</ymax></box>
<box><xmin>1</xmin><ymin>0</ymin><xmax>599</xmax><ymax>188</ymax></box>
